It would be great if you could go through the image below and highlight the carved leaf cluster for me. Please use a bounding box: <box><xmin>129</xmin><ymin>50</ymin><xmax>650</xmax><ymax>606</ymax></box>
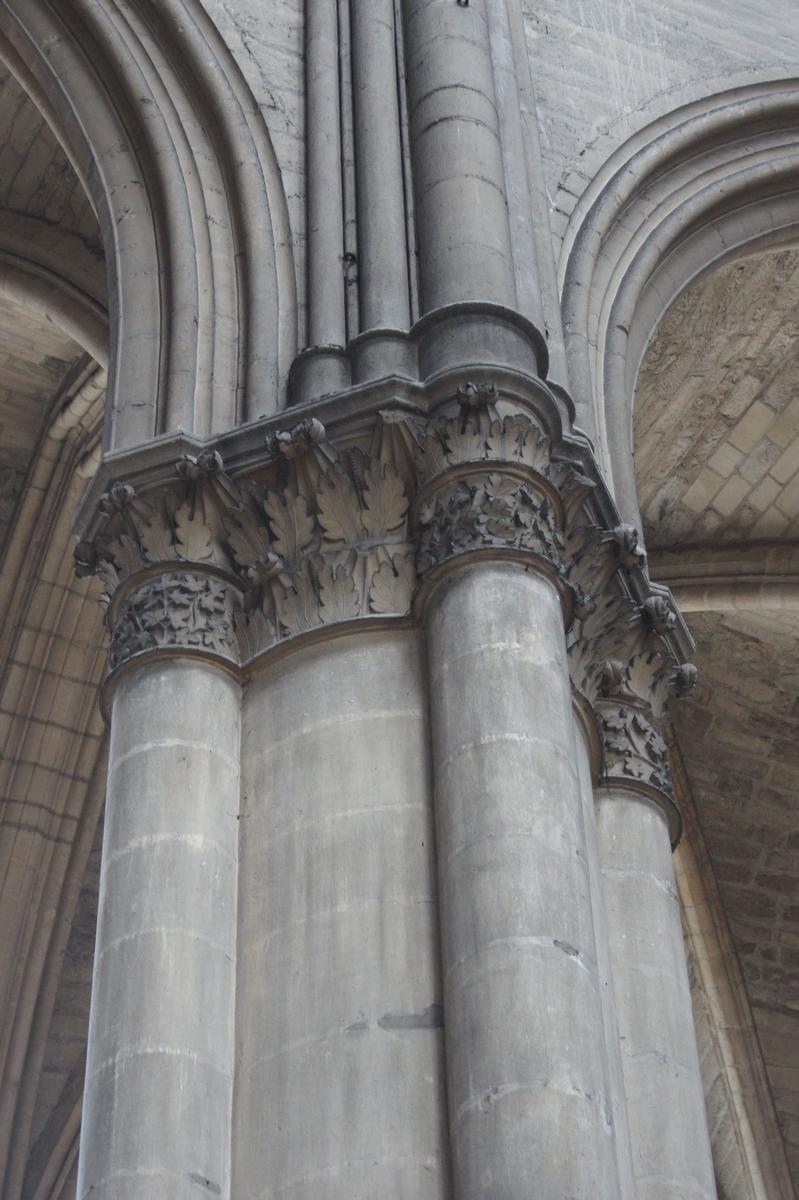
<box><xmin>418</xmin><ymin>473</ymin><xmax>562</xmax><ymax>573</ymax></box>
<box><xmin>228</xmin><ymin>419</ymin><xmax>415</xmax><ymax>651</ymax></box>
<box><xmin>109</xmin><ymin>573</ymin><xmax>238</xmax><ymax>669</ymax></box>
<box><xmin>599</xmin><ymin>702</ymin><xmax>672</xmax><ymax>796</ymax></box>
<box><xmin>77</xmin><ymin>388</ymin><xmax>697</xmax><ymax>735</ymax></box>
<box><xmin>416</xmin><ymin>407</ymin><xmax>551</xmax><ymax>485</ymax></box>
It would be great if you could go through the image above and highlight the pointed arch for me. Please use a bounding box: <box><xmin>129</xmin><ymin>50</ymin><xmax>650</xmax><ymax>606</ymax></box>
<box><xmin>560</xmin><ymin>80</ymin><xmax>799</xmax><ymax>525</ymax></box>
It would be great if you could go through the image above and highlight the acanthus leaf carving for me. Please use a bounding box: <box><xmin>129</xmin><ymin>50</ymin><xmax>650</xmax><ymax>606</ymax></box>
<box><xmin>174</xmin><ymin>498</ymin><xmax>214</xmax><ymax>562</ymax></box>
<box><xmin>274</xmin><ymin>563</ymin><xmax>321</xmax><ymax>635</ymax></box>
<box><xmin>76</xmin><ymin>388</ymin><xmax>696</xmax><ymax>704</ymax></box>
<box><xmin>417</xmin><ymin>472</ymin><xmax>562</xmax><ymax>575</ymax></box>
<box><xmin>316</xmin><ymin>470</ymin><xmax>364</xmax><ymax>546</ymax></box>
<box><xmin>368</xmin><ymin>552</ymin><xmax>416</xmax><ymax>615</ymax></box>
<box><xmin>318</xmin><ymin>559</ymin><xmax>360</xmax><ymax>624</ymax></box>
<box><xmin>234</xmin><ymin>606</ymin><xmax>277</xmax><ymax>660</ymax></box>
<box><xmin>264</xmin><ymin>491</ymin><xmax>317</xmax><ymax>571</ymax></box>
<box><xmin>361</xmin><ymin>464</ymin><xmax>407</xmax><ymax>541</ymax></box>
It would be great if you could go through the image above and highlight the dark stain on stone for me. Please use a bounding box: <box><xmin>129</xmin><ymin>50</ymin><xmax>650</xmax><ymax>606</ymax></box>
<box><xmin>378</xmin><ymin>1003</ymin><xmax>443</xmax><ymax>1030</ymax></box>
<box><xmin>554</xmin><ymin>939</ymin><xmax>579</xmax><ymax>958</ymax></box>
<box><xmin>345</xmin><ymin>1019</ymin><xmax>369</xmax><ymax>1033</ymax></box>
<box><xmin>189</xmin><ymin>1174</ymin><xmax>221</xmax><ymax>1194</ymax></box>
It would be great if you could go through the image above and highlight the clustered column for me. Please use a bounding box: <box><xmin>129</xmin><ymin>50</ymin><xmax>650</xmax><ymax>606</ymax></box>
<box><xmin>73</xmin><ymin>394</ymin><xmax>719</xmax><ymax>1200</ymax></box>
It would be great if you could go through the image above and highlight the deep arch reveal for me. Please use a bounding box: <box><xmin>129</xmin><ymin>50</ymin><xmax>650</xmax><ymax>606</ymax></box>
<box><xmin>0</xmin><ymin>0</ymin><xmax>296</xmax><ymax>448</ymax></box>
<box><xmin>560</xmin><ymin>79</ymin><xmax>799</xmax><ymax>526</ymax></box>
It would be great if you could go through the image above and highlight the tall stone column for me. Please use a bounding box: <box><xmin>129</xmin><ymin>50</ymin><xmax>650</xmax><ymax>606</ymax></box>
<box><xmin>594</xmin><ymin>693</ymin><xmax>718</xmax><ymax>1200</ymax></box>
<box><xmin>233</xmin><ymin>628</ymin><xmax>449</xmax><ymax>1199</ymax></box>
<box><xmin>565</xmin><ymin>517</ymin><xmax>716</xmax><ymax>1200</ymax></box>
<box><xmin>573</xmin><ymin>705</ymin><xmax>637</xmax><ymax>1200</ymax></box>
<box><xmin>415</xmin><ymin>390</ymin><xmax>623</xmax><ymax>1199</ymax></box>
<box><xmin>75</xmin><ymin>552</ymin><xmax>242</xmax><ymax>1197</ymax></box>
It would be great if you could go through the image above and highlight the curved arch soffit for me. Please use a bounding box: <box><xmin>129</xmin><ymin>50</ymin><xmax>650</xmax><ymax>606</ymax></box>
<box><xmin>0</xmin><ymin>254</ymin><xmax>108</xmax><ymax>367</ymax></box>
<box><xmin>0</xmin><ymin>0</ymin><xmax>297</xmax><ymax>449</ymax></box>
<box><xmin>560</xmin><ymin>79</ymin><xmax>799</xmax><ymax>529</ymax></box>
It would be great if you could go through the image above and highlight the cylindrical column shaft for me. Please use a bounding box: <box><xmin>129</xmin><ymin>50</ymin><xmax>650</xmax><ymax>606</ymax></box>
<box><xmin>403</xmin><ymin>0</ymin><xmax>517</xmax><ymax>313</ymax></box>
<box><xmin>351</xmin><ymin>0</ymin><xmax>411</xmax><ymax>331</ymax></box>
<box><xmin>306</xmin><ymin>0</ymin><xmax>346</xmax><ymax>347</ymax></box>
<box><xmin>574</xmin><ymin>722</ymin><xmax>636</xmax><ymax>1200</ymax></box>
<box><xmin>427</xmin><ymin>563</ymin><xmax>620</xmax><ymax>1200</ymax></box>
<box><xmin>483</xmin><ymin>0</ymin><xmax>545</xmax><ymax>336</ymax></box>
<box><xmin>233</xmin><ymin>629</ymin><xmax>450</xmax><ymax>1198</ymax></box>
<box><xmin>77</xmin><ymin>659</ymin><xmax>240</xmax><ymax>1200</ymax></box>
<box><xmin>596</xmin><ymin>787</ymin><xmax>718</xmax><ymax>1200</ymax></box>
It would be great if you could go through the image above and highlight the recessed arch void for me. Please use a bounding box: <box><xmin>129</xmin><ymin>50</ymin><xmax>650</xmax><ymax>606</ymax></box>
<box><xmin>560</xmin><ymin>79</ymin><xmax>799</xmax><ymax>528</ymax></box>
<box><xmin>0</xmin><ymin>0</ymin><xmax>296</xmax><ymax>450</ymax></box>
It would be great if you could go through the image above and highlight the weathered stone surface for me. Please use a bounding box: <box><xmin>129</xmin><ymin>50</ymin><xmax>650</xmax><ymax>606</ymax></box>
<box><xmin>672</xmin><ymin>608</ymin><xmax>799</xmax><ymax>1187</ymax></box>
<box><xmin>2</xmin><ymin>2</ymin><xmax>798</xmax><ymax>1198</ymax></box>
<box><xmin>636</xmin><ymin>251</ymin><xmax>799</xmax><ymax>546</ymax></box>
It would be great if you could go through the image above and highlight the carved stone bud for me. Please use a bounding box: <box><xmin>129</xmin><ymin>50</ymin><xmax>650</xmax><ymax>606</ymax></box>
<box><xmin>597</xmin><ymin>658</ymin><xmax>626</xmax><ymax>697</ymax></box>
<box><xmin>671</xmin><ymin>662</ymin><xmax>698</xmax><ymax>697</ymax></box>
<box><xmin>572</xmin><ymin>585</ymin><xmax>597</xmax><ymax>621</ymax></box>
<box><xmin>642</xmin><ymin>594</ymin><xmax>677</xmax><ymax>636</ymax></box>
<box><xmin>177</xmin><ymin>449</ymin><xmax>224</xmax><ymax>479</ymax></box>
<box><xmin>266</xmin><ymin>417</ymin><xmax>326</xmax><ymax>459</ymax></box>
<box><xmin>608</xmin><ymin>523</ymin><xmax>647</xmax><ymax>571</ymax></box>
<box><xmin>74</xmin><ymin>539</ymin><xmax>98</xmax><ymax>578</ymax></box>
<box><xmin>457</xmin><ymin>381</ymin><xmax>499</xmax><ymax>410</ymax></box>
<box><xmin>246</xmin><ymin>553</ymin><xmax>285</xmax><ymax>588</ymax></box>
<box><xmin>97</xmin><ymin>482</ymin><xmax>135</xmax><ymax>515</ymax></box>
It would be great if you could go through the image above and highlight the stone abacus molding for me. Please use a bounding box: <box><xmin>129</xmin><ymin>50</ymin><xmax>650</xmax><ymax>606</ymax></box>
<box><xmin>74</xmin><ymin>375</ymin><xmax>696</xmax><ymax>814</ymax></box>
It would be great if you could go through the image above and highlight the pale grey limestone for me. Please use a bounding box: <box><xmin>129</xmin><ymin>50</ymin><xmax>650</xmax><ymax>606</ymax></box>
<box><xmin>596</xmin><ymin>787</ymin><xmax>718</xmax><ymax>1200</ymax></box>
<box><xmin>350</xmin><ymin>0</ymin><xmax>411</xmax><ymax>332</ymax></box>
<box><xmin>233</xmin><ymin>629</ymin><xmax>450</xmax><ymax>1200</ymax></box>
<box><xmin>305</xmin><ymin>0</ymin><xmax>345</xmax><ymax>350</ymax></box>
<box><xmin>77</xmin><ymin>660</ymin><xmax>240</xmax><ymax>1200</ymax></box>
<box><xmin>16</xmin><ymin>0</ymin><xmax>771</xmax><ymax>1194</ymax></box>
<box><xmin>403</xmin><ymin>0</ymin><xmax>516</xmax><ymax>313</ymax></box>
<box><xmin>575</xmin><ymin>723</ymin><xmax>636</xmax><ymax>1200</ymax></box>
<box><xmin>426</xmin><ymin>562</ymin><xmax>620</xmax><ymax>1200</ymax></box>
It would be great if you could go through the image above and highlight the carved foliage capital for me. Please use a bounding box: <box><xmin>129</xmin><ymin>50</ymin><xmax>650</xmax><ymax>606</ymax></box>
<box><xmin>75</xmin><ymin>384</ymin><xmax>697</xmax><ymax>714</ymax></box>
<box><xmin>109</xmin><ymin>572</ymin><xmax>239</xmax><ymax>670</ymax></box>
<box><xmin>594</xmin><ymin>697</ymin><xmax>672</xmax><ymax>799</ymax></box>
<box><xmin>77</xmin><ymin>413</ymin><xmax>419</xmax><ymax>668</ymax></box>
<box><xmin>412</xmin><ymin>394</ymin><xmax>564</xmax><ymax>579</ymax></box>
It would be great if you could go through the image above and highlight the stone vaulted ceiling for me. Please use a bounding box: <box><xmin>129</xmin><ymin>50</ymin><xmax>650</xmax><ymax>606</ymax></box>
<box><xmin>637</xmin><ymin>250</ymin><xmax>799</xmax><ymax>1190</ymax></box>
<box><xmin>636</xmin><ymin>248</ymin><xmax>799</xmax><ymax>547</ymax></box>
